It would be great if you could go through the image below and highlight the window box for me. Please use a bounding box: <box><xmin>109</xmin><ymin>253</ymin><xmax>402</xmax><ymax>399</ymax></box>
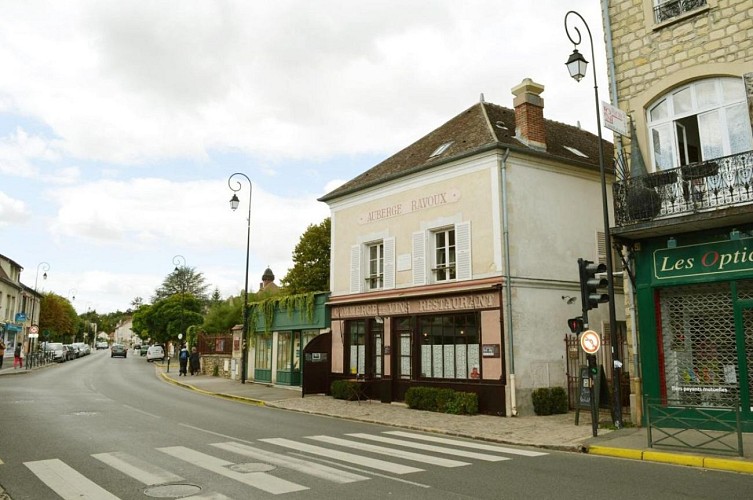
<box><xmin>681</xmin><ymin>161</ymin><xmax>718</xmax><ymax>181</ymax></box>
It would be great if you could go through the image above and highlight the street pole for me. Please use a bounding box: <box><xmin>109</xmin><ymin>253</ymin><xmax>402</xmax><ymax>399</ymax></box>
<box><xmin>565</xmin><ymin>10</ymin><xmax>623</xmax><ymax>428</ymax></box>
<box><xmin>172</xmin><ymin>255</ymin><xmax>186</xmax><ymax>357</ymax></box>
<box><xmin>28</xmin><ymin>262</ymin><xmax>49</xmax><ymax>369</ymax></box>
<box><xmin>228</xmin><ymin>173</ymin><xmax>252</xmax><ymax>384</ymax></box>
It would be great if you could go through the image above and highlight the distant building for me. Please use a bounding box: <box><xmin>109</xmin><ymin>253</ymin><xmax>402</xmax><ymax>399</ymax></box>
<box><xmin>0</xmin><ymin>253</ymin><xmax>43</xmax><ymax>356</ymax></box>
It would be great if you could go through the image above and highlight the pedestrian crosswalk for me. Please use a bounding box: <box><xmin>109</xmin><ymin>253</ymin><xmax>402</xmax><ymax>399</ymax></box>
<box><xmin>24</xmin><ymin>431</ymin><xmax>548</xmax><ymax>499</ymax></box>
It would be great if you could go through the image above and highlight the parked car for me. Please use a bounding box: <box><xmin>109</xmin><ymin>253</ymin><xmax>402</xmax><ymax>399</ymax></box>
<box><xmin>95</xmin><ymin>341</ymin><xmax>109</xmax><ymax>350</ymax></box>
<box><xmin>111</xmin><ymin>344</ymin><xmax>127</xmax><ymax>358</ymax></box>
<box><xmin>146</xmin><ymin>345</ymin><xmax>165</xmax><ymax>362</ymax></box>
<box><xmin>73</xmin><ymin>342</ymin><xmax>90</xmax><ymax>356</ymax></box>
<box><xmin>64</xmin><ymin>344</ymin><xmax>79</xmax><ymax>360</ymax></box>
<box><xmin>44</xmin><ymin>342</ymin><xmax>65</xmax><ymax>362</ymax></box>
<box><xmin>140</xmin><ymin>345</ymin><xmax>149</xmax><ymax>356</ymax></box>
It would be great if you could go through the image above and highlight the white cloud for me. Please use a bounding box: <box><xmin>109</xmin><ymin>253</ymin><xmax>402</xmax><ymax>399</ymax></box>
<box><xmin>0</xmin><ymin>191</ymin><xmax>29</xmax><ymax>227</ymax></box>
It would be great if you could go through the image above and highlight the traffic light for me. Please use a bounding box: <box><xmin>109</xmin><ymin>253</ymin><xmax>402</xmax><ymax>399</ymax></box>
<box><xmin>578</xmin><ymin>258</ymin><xmax>609</xmax><ymax>311</ymax></box>
<box><xmin>567</xmin><ymin>317</ymin><xmax>584</xmax><ymax>335</ymax></box>
<box><xmin>587</xmin><ymin>354</ymin><xmax>598</xmax><ymax>376</ymax></box>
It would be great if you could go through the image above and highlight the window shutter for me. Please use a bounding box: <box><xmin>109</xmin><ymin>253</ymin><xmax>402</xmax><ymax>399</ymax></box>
<box><xmin>456</xmin><ymin>221</ymin><xmax>472</xmax><ymax>280</ymax></box>
<box><xmin>383</xmin><ymin>237</ymin><xmax>395</xmax><ymax>290</ymax></box>
<box><xmin>597</xmin><ymin>231</ymin><xmax>623</xmax><ymax>289</ymax></box>
<box><xmin>412</xmin><ymin>231</ymin><xmax>426</xmax><ymax>285</ymax></box>
<box><xmin>350</xmin><ymin>244</ymin><xmax>362</xmax><ymax>294</ymax></box>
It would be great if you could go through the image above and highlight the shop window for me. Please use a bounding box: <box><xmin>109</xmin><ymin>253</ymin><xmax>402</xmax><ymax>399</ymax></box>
<box><xmin>659</xmin><ymin>283</ymin><xmax>738</xmax><ymax>407</ymax></box>
<box><xmin>350</xmin><ymin>238</ymin><xmax>395</xmax><ymax>293</ymax></box>
<box><xmin>347</xmin><ymin>320</ymin><xmax>366</xmax><ymax>376</ymax></box>
<box><xmin>419</xmin><ymin>313</ymin><xmax>480</xmax><ymax>379</ymax></box>
<box><xmin>396</xmin><ymin>317</ymin><xmax>413</xmax><ymax>380</ymax></box>
<box><xmin>255</xmin><ymin>335</ymin><xmax>272</xmax><ymax>370</ymax></box>
<box><xmin>413</xmin><ymin>221</ymin><xmax>472</xmax><ymax>285</ymax></box>
<box><xmin>277</xmin><ymin>331</ymin><xmax>292</xmax><ymax>371</ymax></box>
<box><xmin>653</xmin><ymin>0</ymin><xmax>707</xmax><ymax>24</ymax></box>
<box><xmin>372</xmin><ymin>321</ymin><xmax>383</xmax><ymax>378</ymax></box>
<box><xmin>647</xmin><ymin>77</ymin><xmax>753</xmax><ymax>170</ymax></box>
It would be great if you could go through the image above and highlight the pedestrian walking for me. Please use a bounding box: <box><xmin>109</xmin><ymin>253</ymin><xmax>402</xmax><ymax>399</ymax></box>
<box><xmin>189</xmin><ymin>347</ymin><xmax>201</xmax><ymax>375</ymax></box>
<box><xmin>178</xmin><ymin>345</ymin><xmax>189</xmax><ymax>376</ymax></box>
<box><xmin>14</xmin><ymin>342</ymin><xmax>23</xmax><ymax>369</ymax></box>
<box><xmin>0</xmin><ymin>338</ymin><xmax>6</xmax><ymax>369</ymax></box>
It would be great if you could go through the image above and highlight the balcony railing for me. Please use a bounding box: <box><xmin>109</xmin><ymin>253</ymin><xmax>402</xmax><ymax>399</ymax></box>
<box><xmin>613</xmin><ymin>150</ymin><xmax>753</xmax><ymax>226</ymax></box>
<box><xmin>654</xmin><ymin>0</ymin><xmax>707</xmax><ymax>23</ymax></box>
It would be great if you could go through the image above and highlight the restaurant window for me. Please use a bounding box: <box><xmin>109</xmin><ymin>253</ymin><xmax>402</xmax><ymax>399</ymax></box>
<box><xmin>419</xmin><ymin>313</ymin><xmax>480</xmax><ymax>379</ymax></box>
<box><xmin>396</xmin><ymin>317</ymin><xmax>413</xmax><ymax>379</ymax></box>
<box><xmin>347</xmin><ymin>320</ymin><xmax>366</xmax><ymax>376</ymax></box>
<box><xmin>372</xmin><ymin>320</ymin><xmax>383</xmax><ymax>378</ymax></box>
<box><xmin>367</xmin><ymin>242</ymin><xmax>384</xmax><ymax>290</ymax></box>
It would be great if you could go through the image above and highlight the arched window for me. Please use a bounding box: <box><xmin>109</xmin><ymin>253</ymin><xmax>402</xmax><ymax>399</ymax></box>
<box><xmin>647</xmin><ymin>77</ymin><xmax>753</xmax><ymax>170</ymax></box>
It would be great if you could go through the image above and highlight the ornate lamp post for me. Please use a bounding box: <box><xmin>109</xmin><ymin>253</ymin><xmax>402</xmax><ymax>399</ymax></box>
<box><xmin>228</xmin><ymin>172</ymin><xmax>252</xmax><ymax>384</ymax></box>
<box><xmin>28</xmin><ymin>262</ymin><xmax>49</xmax><ymax>368</ymax></box>
<box><xmin>564</xmin><ymin>10</ymin><xmax>623</xmax><ymax>428</ymax></box>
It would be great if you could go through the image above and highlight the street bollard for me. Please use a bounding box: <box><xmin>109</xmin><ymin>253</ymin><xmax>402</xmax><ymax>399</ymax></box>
<box><xmin>166</xmin><ymin>356</ymin><xmax>170</xmax><ymax>373</ymax></box>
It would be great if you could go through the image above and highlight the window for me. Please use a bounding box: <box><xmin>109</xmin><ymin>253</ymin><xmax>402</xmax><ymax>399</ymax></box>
<box><xmin>419</xmin><ymin>313</ymin><xmax>480</xmax><ymax>379</ymax></box>
<box><xmin>433</xmin><ymin>228</ymin><xmax>456</xmax><ymax>281</ymax></box>
<box><xmin>653</xmin><ymin>0</ymin><xmax>707</xmax><ymax>24</ymax></box>
<box><xmin>347</xmin><ymin>320</ymin><xmax>366</xmax><ymax>376</ymax></box>
<box><xmin>350</xmin><ymin>238</ymin><xmax>394</xmax><ymax>293</ymax></box>
<box><xmin>367</xmin><ymin>242</ymin><xmax>384</xmax><ymax>290</ymax></box>
<box><xmin>277</xmin><ymin>331</ymin><xmax>292</xmax><ymax>371</ymax></box>
<box><xmin>396</xmin><ymin>317</ymin><xmax>413</xmax><ymax>380</ymax></box>
<box><xmin>647</xmin><ymin>77</ymin><xmax>753</xmax><ymax>170</ymax></box>
<box><xmin>372</xmin><ymin>321</ymin><xmax>383</xmax><ymax>379</ymax></box>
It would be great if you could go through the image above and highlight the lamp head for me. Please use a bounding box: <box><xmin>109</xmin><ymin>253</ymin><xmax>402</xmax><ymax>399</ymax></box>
<box><xmin>229</xmin><ymin>193</ymin><xmax>240</xmax><ymax>211</ymax></box>
<box><xmin>43</xmin><ymin>272</ymin><xmax>47</xmax><ymax>280</ymax></box>
<box><xmin>566</xmin><ymin>48</ymin><xmax>588</xmax><ymax>82</ymax></box>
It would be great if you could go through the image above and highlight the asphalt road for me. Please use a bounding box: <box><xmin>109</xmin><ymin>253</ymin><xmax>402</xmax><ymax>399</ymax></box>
<box><xmin>1</xmin><ymin>351</ymin><xmax>751</xmax><ymax>499</ymax></box>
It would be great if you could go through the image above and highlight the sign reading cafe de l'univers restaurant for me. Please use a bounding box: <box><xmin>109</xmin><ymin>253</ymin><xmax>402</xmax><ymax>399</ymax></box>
<box><xmin>654</xmin><ymin>237</ymin><xmax>753</xmax><ymax>280</ymax></box>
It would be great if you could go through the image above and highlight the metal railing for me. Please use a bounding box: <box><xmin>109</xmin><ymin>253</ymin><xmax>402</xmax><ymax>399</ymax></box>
<box><xmin>654</xmin><ymin>0</ymin><xmax>707</xmax><ymax>23</ymax></box>
<box><xmin>613</xmin><ymin>150</ymin><xmax>753</xmax><ymax>226</ymax></box>
<box><xmin>645</xmin><ymin>396</ymin><xmax>743</xmax><ymax>456</ymax></box>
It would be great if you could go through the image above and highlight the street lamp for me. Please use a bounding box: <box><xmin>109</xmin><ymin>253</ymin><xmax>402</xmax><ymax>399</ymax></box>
<box><xmin>172</xmin><ymin>254</ymin><xmax>187</xmax><ymax>357</ymax></box>
<box><xmin>564</xmin><ymin>10</ymin><xmax>623</xmax><ymax>428</ymax></box>
<box><xmin>227</xmin><ymin>172</ymin><xmax>252</xmax><ymax>384</ymax></box>
<box><xmin>28</xmin><ymin>262</ymin><xmax>49</xmax><ymax>368</ymax></box>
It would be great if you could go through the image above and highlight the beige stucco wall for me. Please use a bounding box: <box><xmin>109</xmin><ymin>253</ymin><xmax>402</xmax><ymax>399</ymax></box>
<box><xmin>608</xmin><ymin>0</ymin><xmax>753</xmax><ymax>163</ymax></box>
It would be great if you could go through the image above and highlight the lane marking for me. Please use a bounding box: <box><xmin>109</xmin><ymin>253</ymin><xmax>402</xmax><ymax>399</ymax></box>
<box><xmin>308</xmin><ymin>435</ymin><xmax>469</xmax><ymax>467</ymax></box>
<box><xmin>260</xmin><ymin>438</ymin><xmax>423</xmax><ymax>475</ymax></box>
<box><xmin>347</xmin><ymin>433</ymin><xmax>510</xmax><ymax>462</ymax></box>
<box><xmin>92</xmin><ymin>451</ymin><xmax>184</xmax><ymax>485</ymax></box>
<box><xmin>25</xmin><ymin>458</ymin><xmax>120</xmax><ymax>500</ymax></box>
<box><xmin>158</xmin><ymin>446</ymin><xmax>307</xmax><ymax>495</ymax></box>
<box><xmin>212</xmin><ymin>441</ymin><xmax>368</xmax><ymax>483</ymax></box>
<box><xmin>385</xmin><ymin>431</ymin><xmax>548</xmax><ymax>457</ymax></box>
<box><xmin>121</xmin><ymin>405</ymin><xmax>162</xmax><ymax>419</ymax></box>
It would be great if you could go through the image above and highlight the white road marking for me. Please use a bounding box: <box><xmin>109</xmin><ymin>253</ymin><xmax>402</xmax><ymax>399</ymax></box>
<box><xmin>384</xmin><ymin>431</ymin><xmax>549</xmax><ymax>457</ymax></box>
<box><xmin>158</xmin><ymin>446</ymin><xmax>307</xmax><ymax>495</ymax></box>
<box><xmin>25</xmin><ymin>459</ymin><xmax>121</xmax><ymax>500</ymax></box>
<box><xmin>212</xmin><ymin>441</ymin><xmax>369</xmax><ymax>483</ymax></box>
<box><xmin>260</xmin><ymin>438</ymin><xmax>423</xmax><ymax>475</ymax></box>
<box><xmin>92</xmin><ymin>451</ymin><xmax>184</xmax><ymax>485</ymax></box>
<box><xmin>346</xmin><ymin>433</ymin><xmax>510</xmax><ymax>462</ymax></box>
<box><xmin>121</xmin><ymin>404</ymin><xmax>162</xmax><ymax>419</ymax></box>
<box><xmin>308</xmin><ymin>435</ymin><xmax>469</xmax><ymax>467</ymax></box>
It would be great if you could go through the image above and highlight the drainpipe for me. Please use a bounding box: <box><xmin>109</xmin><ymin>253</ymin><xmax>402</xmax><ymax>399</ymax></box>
<box><xmin>601</xmin><ymin>0</ymin><xmax>624</xmax><ymax>160</ymax></box>
<box><xmin>498</xmin><ymin>148</ymin><xmax>517</xmax><ymax>416</ymax></box>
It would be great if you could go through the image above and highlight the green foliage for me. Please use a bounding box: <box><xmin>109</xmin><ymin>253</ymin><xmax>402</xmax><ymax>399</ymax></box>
<box><xmin>532</xmin><ymin>387</ymin><xmax>568</xmax><ymax>416</ymax></box>
<box><xmin>212</xmin><ymin>364</ymin><xmax>219</xmax><ymax>376</ymax></box>
<box><xmin>131</xmin><ymin>294</ymin><xmax>204</xmax><ymax>345</ymax></box>
<box><xmin>152</xmin><ymin>265</ymin><xmax>210</xmax><ymax>302</ymax></box>
<box><xmin>281</xmin><ymin>218</ymin><xmax>331</xmax><ymax>294</ymax></box>
<box><xmin>39</xmin><ymin>293</ymin><xmax>78</xmax><ymax>342</ymax></box>
<box><xmin>201</xmin><ymin>296</ymin><xmax>243</xmax><ymax>334</ymax></box>
<box><xmin>404</xmin><ymin>387</ymin><xmax>478</xmax><ymax>415</ymax></box>
<box><xmin>248</xmin><ymin>292</ymin><xmax>318</xmax><ymax>333</ymax></box>
<box><xmin>330</xmin><ymin>380</ymin><xmax>364</xmax><ymax>401</ymax></box>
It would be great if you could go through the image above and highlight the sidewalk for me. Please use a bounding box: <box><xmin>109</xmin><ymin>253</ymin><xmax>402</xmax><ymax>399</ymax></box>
<box><xmin>157</xmin><ymin>366</ymin><xmax>753</xmax><ymax>475</ymax></box>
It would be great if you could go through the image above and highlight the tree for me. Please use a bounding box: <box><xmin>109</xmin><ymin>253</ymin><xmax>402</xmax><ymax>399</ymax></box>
<box><xmin>152</xmin><ymin>266</ymin><xmax>209</xmax><ymax>302</ymax></box>
<box><xmin>133</xmin><ymin>295</ymin><xmax>204</xmax><ymax>345</ymax></box>
<box><xmin>39</xmin><ymin>293</ymin><xmax>78</xmax><ymax>342</ymax></box>
<box><xmin>281</xmin><ymin>217</ymin><xmax>331</xmax><ymax>294</ymax></box>
<box><xmin>201</xmin><ymin>296</ymin><xmax>244</xmax><ymax>334</ymax></box>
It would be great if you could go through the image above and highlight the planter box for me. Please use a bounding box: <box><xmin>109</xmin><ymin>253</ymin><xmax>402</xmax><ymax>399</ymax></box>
<box><xmin>681</xmin><ymin>161</ymin><xmax>718</xmax><ymax>181</ymax></box>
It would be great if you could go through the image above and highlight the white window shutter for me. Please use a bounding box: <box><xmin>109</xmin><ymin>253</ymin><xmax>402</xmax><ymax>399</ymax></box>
<box><xmin>456</xmin><ymin>221</ymin><xmax>472</xmax><ymax>280</ymax></box>
<box><xmin>412</xmin><ymin>231</ymin><xmax>426</xmax><ymax>286</ymax></box>
<box><xmin>350</xmin><ymin>244</ymin><xmax>362</xmax><ymax>294</ymax></box>
<box><xmin>383</xmin><ymin>237</ymin><xmax>395</xmax><ymax>289</ymax></box>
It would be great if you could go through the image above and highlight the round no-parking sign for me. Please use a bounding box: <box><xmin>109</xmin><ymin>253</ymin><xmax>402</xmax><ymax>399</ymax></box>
<box><xmin>580</xmin><ymin>330</ymin><xmax>601</xmax><ymax>354</ymax></box>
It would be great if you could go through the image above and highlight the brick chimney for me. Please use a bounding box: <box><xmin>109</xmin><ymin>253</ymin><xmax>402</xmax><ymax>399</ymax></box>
<box><xmin>511</xmin><ymin>78</ymin><xmax>546</xmax><ymax>150</ymax></box>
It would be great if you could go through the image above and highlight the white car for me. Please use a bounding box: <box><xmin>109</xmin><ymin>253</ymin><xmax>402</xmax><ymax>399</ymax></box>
<box><xmin>146</xmin><ymin>345</ymin><xmax>166</xmax><ymax>362</ymax></box>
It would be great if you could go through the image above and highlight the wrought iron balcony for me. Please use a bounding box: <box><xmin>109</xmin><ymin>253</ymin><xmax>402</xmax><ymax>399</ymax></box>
<box><xmin>613</xmin><ymin>150</ymin><xmax>753</xmax><ymax>227</ymax></box>
<box><xmin>654</xmin><ymin>0</ymin><xmax>707</xmax><ymax>24</ymax></box>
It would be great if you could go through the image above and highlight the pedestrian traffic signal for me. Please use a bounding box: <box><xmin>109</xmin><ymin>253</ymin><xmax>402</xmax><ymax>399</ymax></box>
<box><xmin>578</xmin><ymin>258</ymin><xmax>609</xmax><ymax>311</ymax></box>
<box><xmin>567</xmin><ymin>317</ymin><xmax>584</xmax><ymax>334</ymax></box>
<box><xmin>587</xmin><ymin>354</ymin><xmax>598</xmax><ymax>376</ymax></box>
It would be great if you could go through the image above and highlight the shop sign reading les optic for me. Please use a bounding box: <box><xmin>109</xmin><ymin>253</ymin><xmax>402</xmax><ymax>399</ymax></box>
<box><xmin>359</xmin><ymin>188</ymin><xmax>461</xmax><ymax>224</ymax></box>
<box><xmin>654</xmin><ymin>237</ymin><xmax>753</xmax><ymax>280</ymax></box>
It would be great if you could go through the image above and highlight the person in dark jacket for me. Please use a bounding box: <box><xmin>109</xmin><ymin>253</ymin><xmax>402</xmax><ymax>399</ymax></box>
<box><xmin>178</xmin><ymin>345</ymin><xmax>189</xmax><ymax>376</ymax></box>
<box><xmin>189</xmin><ymin>347</ymin><xmax>201</xmax><ymax>376</ymax></box>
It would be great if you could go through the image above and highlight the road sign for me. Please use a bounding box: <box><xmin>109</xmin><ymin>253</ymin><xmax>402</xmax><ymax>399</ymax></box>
<box><xmin>30</xmin><ymin>325</ymin><xmax>39</xmax><ymax>334</ymax></box>
<box><xmin>29</xmin><ymin>333</ymin><xmax>39</xmax><ymax>339</ymax></box>
<box><xmin>580</xmin><ymin>330</ymin><xmax>601</xmax><ymax>354</ymax></box>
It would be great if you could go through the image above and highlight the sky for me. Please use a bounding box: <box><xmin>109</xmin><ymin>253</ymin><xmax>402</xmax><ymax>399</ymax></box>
<box><xmin>0</xmin><ymin>0</ymin><xmax>609</xmax><ymax>315</ymax></box>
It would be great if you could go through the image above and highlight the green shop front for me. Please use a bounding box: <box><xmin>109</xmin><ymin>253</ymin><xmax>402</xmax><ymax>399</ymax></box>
<box><xmin>636</xmin><ymin>231</ymin><xmax>753</xmax><ymax>430</ymax></box>
<box><xmin>248</xmin><ymin>293</ymin><xmax>330</xmax><ymax>386</ymax></box>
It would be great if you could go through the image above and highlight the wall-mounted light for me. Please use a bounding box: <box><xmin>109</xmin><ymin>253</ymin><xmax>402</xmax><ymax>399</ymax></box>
<box><xmin>667</xmin><ymin>237</ymin><xmax>677</xmax><ymax>248</ymax></box>
<box><xmin>375</xmin><ymin>316</ymin><xmax>384</xmax><ymax>324</ymax></box>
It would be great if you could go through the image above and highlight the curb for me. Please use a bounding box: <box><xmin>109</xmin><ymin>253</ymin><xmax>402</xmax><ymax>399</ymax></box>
<box><xmin>159</xmin><ymin>372</ymin><xmax>265</xmax><ymax>406</ymax></box>
<box><xmin>587</xmin><ymin>445</ymin><xmax>753</xmax><ymax>474</ymax></box>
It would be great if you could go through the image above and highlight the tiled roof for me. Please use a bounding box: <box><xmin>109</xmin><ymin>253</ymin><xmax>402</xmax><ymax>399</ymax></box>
<box><xmin>319</xmin><ymin>101</ymin><xmax>614</xmax><ymax>202</ymax></box>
